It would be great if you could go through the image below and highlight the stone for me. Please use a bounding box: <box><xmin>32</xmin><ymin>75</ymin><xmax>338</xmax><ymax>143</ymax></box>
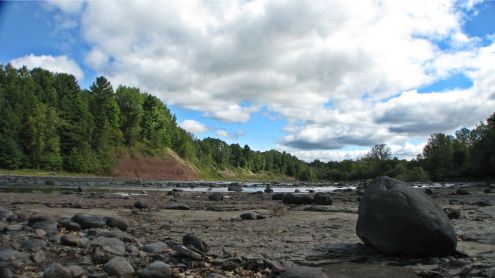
<box><xmin>272</xmin><ymin>193</ymin><xmax>286</xmax><ymax>200</ymax></box>
<box><xmin>183</xmin><ymin>233</ymin><xmax>208</xmax><ymax>253</ymax></box>
<box><xmin>174</xmin><ymin>245</ymin><xmax>203</xmax><ymax>260</ymax></box>
<box><xmin>471</xmin><ymin>200</ymin><xmax>492</xmax><ymax>206</ymax></box>
<box><xmin>227</xmin><ymin>183</ymin><xmax>243</xmax><ymax>192</ymax></box>
<box><xmin>424</xmin><ymin>188</ymin><xmax>433</xmax><ymax>195</ymax></box>
<box><xmin>264</xmin><ymin>186</ymin><xmax>274</xmax><ymax>193</ymax></box>
<box><xmin>484</xmin><ymin>188</ymin><xmax>492</xmax><ymax>193</ymax></box>
<box><xmin>66</xmin><ymin>265</ymin><xmax>85</xmax><ymax>278</ymax></box>
<box><xmin>240</xmin><ymin>212</ymin><xmax>266</xmax><ymax>220</ymax></box>
<box><xmin>444</xmin><ymin>208</ymin><xmax>461</xmax><ymax>220</ymax></box>
<box><xmin>314</xmin><ymin>192</ymin><xmax>333</xmax><ymax>205</ymax></box>
<box><xmin>43</xmin><ymin>263</ymin><xmax>71</xmax><ymax>278</ymax></box>
<box><xmin>165</xmin><ymin>203</ymin><xmax>190</xmax><ymax>210</ymax></box>
<box><xmin>356</xmin><ymin>176</ymin><xmax>457</xmax><ymax>257</ymax></box>
<box><xmin>32</xmin><ymin>221</ymin><xmax>58</xmax><ymax>234</ymax></box>
<box><xmin>0</xmin><ymin>268</ymin><xmax>13</xmax><ymax>278</ymax></box>
<box><xmin>456</xmin><ymin>188</ymin><xmax>469</xmax><ymax>195</ymax></box>
<box><xmin>282</xmin><ymin>193</ymin><xmax>314</xmax><ymax>205</ymax></box>
<box><xmin>27</xmin><ymin>213</ymin><xmax>55</xmax><ymax>227</ymax></box>
<box><xmin>71</xmin><ymin>213</ymin><xmax>105</xmax><ymax>229</ymax></box>
<box><xmin>105</xmin><ymin>217</ymin><xmax>128</xmax><ymax>231</ymax></box>
<box><xmin>20</xmin><ymin>239</ymin><xmax>46</xmax><ymax>251</ymax></box>
<box><xmin>60</xmin><ymin>235</ymin><xmax>81</xmax><ymax>246</ymax></box>
<box><xmin>89</xmin><ymin>237</ymin><xmax>126</xmax><ymax>263</ymax></box>
<box><xmin>138</xmin><ymin>261</ymin><xmax>172</xmax><ymax>278</ymax></box>
<box><xmin>134</xmin><ymin>201</ymin><xmax>148</xmax><ymax>209</ymax></box>
<box><xmin>143</xmin><ymin>241</ymin><xmax>168</xmax><ymax>253</ymax></box>
<box><xmin>104</xmin><ymin>256</ymin><xmax>135</xmax><ymax>278</ymax></box>
<box><xmin>32</xmin><ymin>250</ymin><xmax>45</xmax><ymax>263</ymax></box>
<box><xmin>58</xmin><ymin>219</ymin><xmax>81</xmax><ymax>231</ymax></box>
<box><xmin>208</xmin><ymin>193</ymin><xmax>224</xmax><ymax>201</ymax></box>
<box><xmin>279</xmin><ymin>266</ymin><xmax>328</xmax><ymax>278</ymax></box>
<box><xmin>0</xmin><ymin>208</ymin><xmax>13</xmax><ymax>221</ymax></box>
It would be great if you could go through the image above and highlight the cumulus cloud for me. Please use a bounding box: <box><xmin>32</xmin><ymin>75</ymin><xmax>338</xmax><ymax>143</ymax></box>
<box><xmin>10</xmin><ymin>54</ymin><xmax>84</xmax><ymax>80</ymax></box>
<box><xmin>179</xmin><ymin>120</ymin><xmax>209</xmax><ymax>135</ymax></box>
<box><xmin>48</xmin><ymin>0</ymin><xmax>495</xmax><ymax>160</ymax></box>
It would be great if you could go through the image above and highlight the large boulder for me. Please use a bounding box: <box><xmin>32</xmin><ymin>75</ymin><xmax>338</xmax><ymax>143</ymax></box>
<box><xmin>356</xmin><ymin>176</ymin><xmax>456</xmax><ymax>257</ymax></box>
<box><xmin>71</xmin><ymin>213</ymin><xmax>105</xmax><ymax>229</ymax></box>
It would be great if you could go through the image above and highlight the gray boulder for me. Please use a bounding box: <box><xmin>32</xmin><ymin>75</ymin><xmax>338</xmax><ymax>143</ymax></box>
<box><xmin>165</xmin><ymin>203</ymin><xmax>190</xmax><ymax>210</ymax></box>
<box><xmin>227</xmin><ymin>183</ymin><xmax>243</xmax><ymax>192</ymax></box>
<box><xmin>143</xmin><ymin>241</ymin><xmax>168</xmax><ymax>253</ymax></box>
<box><xmin>89</xmin><ymin>236</ymin><xmax>126</xmax><ymax>263</ymax></box>
<box><xmin>356</xmin><ymin>176</ymin><xmax>457</xmax><ymax>257</ymax></box>
<box><xmin>183</xmin><ymin>233</ymin><xmax>208</xmax><ymax>253</ymax></box>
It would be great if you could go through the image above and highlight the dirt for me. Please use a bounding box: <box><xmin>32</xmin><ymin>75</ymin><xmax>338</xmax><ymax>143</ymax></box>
<box><xmin>112</xmin><ymin>155</ymin><xmax>198</xmax><ymax>180</ymax></box>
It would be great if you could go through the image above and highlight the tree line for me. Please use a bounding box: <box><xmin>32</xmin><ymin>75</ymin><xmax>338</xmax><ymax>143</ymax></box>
<box><xmin>0</xmin><ymin>65</ymin><xmax>493</xmax><ymax>181</ymax></box>
<box><xmin>0</xmin><ymin>65</ymin><xmax>312</xmax><ymax>179</ymax></box>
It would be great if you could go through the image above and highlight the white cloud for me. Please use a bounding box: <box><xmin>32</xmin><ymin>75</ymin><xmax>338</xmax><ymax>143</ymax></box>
<box><xmin>49</xmin><ymin>0</ymin><xmax>495</xmax><ymax>160</ymax></box>
<box><xmin>216</xmin><ymin>129</ymin><xmax>230</xmax><ymax>138</ymax></box>
<box><xmin>10</xmin><ymin>54</ymin><xmax>84</xmax><ymax>80</ymax></box>
<box><xmin>179</xmin><ymin>120</ymin><xmax>209</xmax><ymax>135</ymax></box>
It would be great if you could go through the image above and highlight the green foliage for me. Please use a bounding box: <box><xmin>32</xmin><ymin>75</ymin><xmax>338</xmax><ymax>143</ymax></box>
<box><xmin>1</xmin><ymin>64</ymin><xmax>492</xmax><ymax>182</ymax></box>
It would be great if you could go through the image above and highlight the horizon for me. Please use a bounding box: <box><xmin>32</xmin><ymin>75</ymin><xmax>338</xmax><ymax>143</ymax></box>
<box><xmin>1</xmin><ymin>0</ymin><xmax>494</xmax><ymax>162</ymax></box>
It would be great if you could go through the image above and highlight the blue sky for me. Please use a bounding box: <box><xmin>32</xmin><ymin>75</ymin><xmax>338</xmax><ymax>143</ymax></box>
<box><xmin>1</xmin><ymin>0</ymin><xmax>494</xmax><ymax>161</ymax></box>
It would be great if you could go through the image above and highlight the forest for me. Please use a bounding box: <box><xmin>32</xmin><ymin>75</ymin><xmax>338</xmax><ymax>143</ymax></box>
<box><xmin>0</xmin><ymin>64</ymin><xmax>494</xmax><ymax>182</ymax></box>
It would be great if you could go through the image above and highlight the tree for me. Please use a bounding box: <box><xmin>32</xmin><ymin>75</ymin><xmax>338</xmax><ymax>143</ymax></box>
<box><xmin>423</xmin><ymin>133</ymin><xmax>454</xmax><ymax>181</ymax></box>
<box><xmin>116</xmin><ymin>86</ymin><xmax>144</xmax><ymax>146</ymax></box>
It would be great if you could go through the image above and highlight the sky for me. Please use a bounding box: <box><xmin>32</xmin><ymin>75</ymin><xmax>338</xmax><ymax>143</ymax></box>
<box><xmin>0</xmin><ymin>0</ymin><xmax>494</xmax><ymax>162</ymax></box>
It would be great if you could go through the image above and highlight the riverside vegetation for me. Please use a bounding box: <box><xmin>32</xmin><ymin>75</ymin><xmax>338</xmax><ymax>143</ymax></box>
<box><xmin>0</xmin><ymin>64</ymin><xmax>494</xmax><ymax>182</ymax></box>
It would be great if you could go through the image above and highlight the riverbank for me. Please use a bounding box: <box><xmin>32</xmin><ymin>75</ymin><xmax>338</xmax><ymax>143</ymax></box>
<box><xmin>0</xmin><ymin>178</ymin><xmax>493</xmax><ymax>277</ymax></box>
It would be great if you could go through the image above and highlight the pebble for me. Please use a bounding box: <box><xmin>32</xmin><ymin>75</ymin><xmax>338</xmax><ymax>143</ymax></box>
<box><xmin>165</xmin><ymin>203</ymin><xmax>190</xmax><ymax>210</ymax></box>
<box><xmin>143</xmin><ymin>241</ymin><xmax>168</xmax><ymax>253</ymax></box>
<box><xmin>60</xmin><ymin>235</ymin><xmax>81</xmax><ymax>246</ymax></box>
<box><xmin>104</xmin><ymin>256</ymin><xmax>135</xmax><ymax>277</ymax></box>
<box><xmin>173</xmin><ymin>245</ymin><xmax>203</xmax><ymax>260</ymax></box>
<box><xmin>138</xmin><ymin>261</ymin><xmax>172</xmax><ymax>278</ymax></box>
<box><xmin>279</xmin><ymin>266</ymin><xmax>328</xmax><ymax>278</ymax></box>
<box><xmin>43</xmin><ymin>263</ymin><xmax>71</xmax><ymax>278</ymax></box>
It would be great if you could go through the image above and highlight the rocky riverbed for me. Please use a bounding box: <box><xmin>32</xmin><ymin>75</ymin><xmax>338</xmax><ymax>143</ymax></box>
<box><xmin>0</xmin><ymin>176</ymin><xmax>494</xmax><ymax>277</ymax></box>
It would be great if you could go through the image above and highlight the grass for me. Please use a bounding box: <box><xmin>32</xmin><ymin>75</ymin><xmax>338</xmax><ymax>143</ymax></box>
<box><xmin>0</xmin><ymin>168</ymin><xmax>107</xmax><ymax>178</ymax></box>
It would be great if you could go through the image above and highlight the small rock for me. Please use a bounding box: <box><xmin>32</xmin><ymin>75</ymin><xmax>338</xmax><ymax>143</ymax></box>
<box><xmin>314</xmin><ymin>192</ymin><xmax>333</xmax><ymax>205</ymax></box>
<box><xmin>444</xmin><ymin>208</ymin><xmax>461</xmax><ymax>220</ymax></box>
<box><xmin>282</xmin><ymin>193</ymin><xmax>314</xmax><ymax>205</ymax></box>
<box><xmin>32</xmin><ymin>221</ymin><xmax>58</xmax><ymax>234</ymax></box>
<box><xmin>456</xmin><ymin>188</ymin><xmax>469</xmax><ymax>195</ymax></box>
<box><xmin>66</xmin><ymin>265</ymin><xmax>85</xmax><ymax>278</ymax></box>
<box><xmin>0</xmin><ymin>207</ymin><xmax>13</xmax><ymax>221</ymax></box>
<box><xmin>143</xmin><ymin>241</ymin><xmax>168</xmax><ymax>253</ymax></box>
<box><xmin>104</xmin><ymin>256</ymin><xmax>135</xmax><ymax>278</ymax></box>
<box><xmin>240</xmin><ymin>212</ymin><xmax>266</xmax><ymax>220</ymax></box>
<box><xmin>20</xmin><ymin>239</ymin><xmax>46</xmax><ymax>251</ymax></box>
<box><xmin>165</xmin><ymin>203</ymin><xmax>190</xmax><ymax>210</ymax></box>
<box><xmin>134</xmin><ymin>201</ymin><xmax>148</xmax><ymax>209</ymax></box>
<box><xmin>58</xmin><ymin>219</ymin><xmax>82</xmax><ymax>231</ymax></box>
<box><xmin>60</xmin><ymin>235</ymin><xmax>81</xmax><ymax>246</ymax></box>
<box><xmin>227</xmin><ymin>183</ymin><xmax>243</xmax><ymax>192</ymax></box>
<box><xmin>183</xmin><ymin>233</ymin><xmax>208</xmax><ymax>253</ymax></box>
<box><xmin>264</xmin><ymin>186</ymin><xmax>274</xmax><ymax>193</ymax></box>
<box><xmin>174</xmin><ymin>245</ymin><xmax>203</xmax><ymax>260</ymax></box>
<box><xmin>424</xmin><ymin>188</ymin><xmax>433</xmax><ymax>195</ymax></box>
<box><xmin>43</xmin><ymin>263</ymin><xmax>71</xmax><ymax>278</ymax></box>
<box><xmin>105</xmin><ymin>217</ymin><xmax>128</xmax><ymax>231</ymax></box>
<box><xmin>484</xmin><ymin>188</ymin><xmax>492</xmax><ymax>193</ymax></box>
<box><xmin>279</xmin><ymin>266</ymin><xmax>328</xmax><ymax>278</ymax></box>
<box><xmin>272</xmin><ymin>193</ymin><xmax>286</xmax><ymax>200</ymax></box>
<box><xmin>471</xmin><ymin>200</ymin><xmax>492</xmax><ymax>206</ymax></box>
<box><xmin>71</xmin><ymin>213</ymin><xmax>105</xmax><ymax>229</ymax></box>
<box><xmin>138</xmin><ymin>261</ymin><xmax>172</xmax><ymax>278</ymax></box>
<box><xmin>208</xmin><ymin>193</ymin><xmax>224</xmax><ymax>201</ymax></box>
<box><xmin>90</xmin><ymin>237</ymin><xmax>126</xmax><ymax>263</ymax></box>
<box><xmin>0</xmin><ymin>268</ymin><xmax>13</xmax><ymax>278</ymax></box>
<box><xmin>32</xmin><ymin>250</ymin><xmax>45</xmax><ymax>263</ymax></box>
